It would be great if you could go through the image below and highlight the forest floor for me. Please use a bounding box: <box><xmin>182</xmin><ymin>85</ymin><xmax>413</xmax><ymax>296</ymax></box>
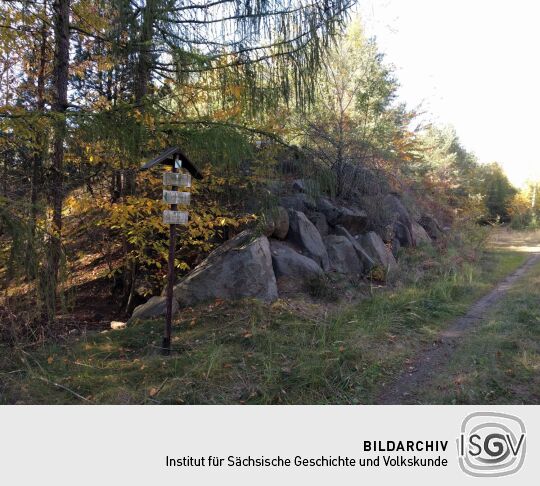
<box><xmin>1</xmin><ymin>228</ymin><xmax>539</xmax><ymax>404</ymax></box>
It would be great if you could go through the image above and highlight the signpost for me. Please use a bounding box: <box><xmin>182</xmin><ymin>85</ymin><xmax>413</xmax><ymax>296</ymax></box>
<box><xmin>140</xmin><ymin>147</ymin><xmax>203</xmax><ymax>355</ymax></box>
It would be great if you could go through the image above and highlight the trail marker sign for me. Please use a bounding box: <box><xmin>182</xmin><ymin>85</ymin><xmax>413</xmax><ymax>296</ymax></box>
<box><xmin>163</xmin><ymin>172</ymin><xmax>191</xmax><ymax>188</ymax></box>
<box><xmin>140</xmin><ymin>147</ymin><xmax>203</xmax><ymax>355</ymax></box>
<box><xmin>163</xmin><ymin>190</ymin><xmax>191</xmax><ymax>206</ymax></box>
<box><xmin>163</xmin><ymin>210</ymin><xmax>189</xmax><ymax>225</ymax></box>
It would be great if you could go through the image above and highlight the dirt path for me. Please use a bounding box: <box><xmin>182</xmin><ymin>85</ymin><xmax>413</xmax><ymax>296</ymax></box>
<box><xmin>378</xmin><ymin>251</ymin><xmax>540</xmax><ymax>404</ymax></box>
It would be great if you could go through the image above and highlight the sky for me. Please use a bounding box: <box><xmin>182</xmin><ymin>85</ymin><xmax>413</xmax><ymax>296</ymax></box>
<box><xmin>357</xmin><ymin>0</ymin><xmax>540</xmax><ymax>187</ymax></box>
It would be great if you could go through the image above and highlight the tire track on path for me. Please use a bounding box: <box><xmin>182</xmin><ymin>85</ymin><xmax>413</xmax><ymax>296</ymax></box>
<box><xmin>378</xmin><ymin>252</ymin><xmax>540</xmax><ymax>404</ymax></box>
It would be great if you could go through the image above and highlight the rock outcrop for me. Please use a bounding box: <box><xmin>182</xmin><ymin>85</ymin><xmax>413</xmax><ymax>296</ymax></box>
<box><xmin>129</xmin><ymin>187</ymin><xmax>433</xmax><ymax>319</ymax></box>
<box><xmin>173</xmin><ymin>231</ymin><xmax>278</xmax><ymax>307</ymax></box>
<box><xmin>287</xmin><ymin>210</ymin><xmax>330</xmax><ymax>270</ymax></box>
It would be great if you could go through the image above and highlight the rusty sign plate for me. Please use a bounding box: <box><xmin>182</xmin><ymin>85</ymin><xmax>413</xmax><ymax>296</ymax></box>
<box><xmin>163</xmin><ymin>210</ymin><xmax>189</xmax><ymax>225</ymax></box>
<box><xmin>163</xmin><ymin>172</ymin><xmax>191</xmax><ymax>188</ymax></box>
<box><xmin>163</xmin><ymin>190</ymin><xmax>191</xmax><ymax>205</ymax></box>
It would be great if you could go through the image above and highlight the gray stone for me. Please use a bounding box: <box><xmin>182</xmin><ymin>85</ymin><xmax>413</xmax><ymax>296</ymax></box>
<box><xmin>307</xmin><ymin>211</ymin><xmax>330</xmax><ymax>236</ymax></box>
<box><xmin>383</xmin><ymin>194</ymin><xmax>414</xmax><ymax>246</ymax></box>
<box><xmin>317</xmin><ymin>198</ymin><xmax>367</xmax><ymax>234</ymax></box>
<box><xmin>419</xmin><ymin>215</ymin><xmax>444</xmax><ymax>240</ymax></box>
<box><xmin>324</xmin><ymin>235</ymin><xmax>363</xmax><ymax>274</ymax></box>
<box><xmin>271</xmin><ymin>206</ymin><xmax>289</xmax><ymax>240</ymax></box>
<box><xmin>412</xmin><ymin>221</ymin><xmax>432</xmax><ymax>245</ymax></box>
<box><xmin>129</xmin><ymin>296</ymin><xmax>179</xmax><ymax>323</ymax></box>
<box><xmin>379</xmin><ymin>223</ymin><xmax>395</xmax><ymax>244</ymax></box>
<box><xmin>360</xmin><ymin>231</ymin><xmax>397</xmax><ymax>270</ymax></box>
<box><xmin>335</xmin><ymin>225</ymin><xmax>375</xmax><ymax>271</ymax></box>
<box><xmin>279</xmin><ymin>193</ymin><xmax>316</xmax><ymax>212</ymax></box>
<box><xmin>394</xmin><ymin>221</ymin><xmax>413</xmax><ymax>247</ymax></box>
<box><xmin>335</xmin><ymin>206</ymin><xmax>368</xmax><ymax>234</ymax></box>
<box><xmin>287</xmin><ymin>210</ymin><xmax>330</xmax><ymax>270</ymax></box>
<box><xmin>173</xmin><ymin>231</ymin><xmax>278</xmax><ymax>307</ymax></box>
<box><xmin>270</xmin><ymin>240</ymin><xmax>323</xmax><ymax>279</ymax></box>
<box><xmin>317</xmin><ymin>197</ymin><xmax>341</xmax><ymax>223</ymax></box>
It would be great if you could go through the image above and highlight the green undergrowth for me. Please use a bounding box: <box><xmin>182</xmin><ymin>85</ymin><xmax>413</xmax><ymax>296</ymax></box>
<box><xmin>415</xmin><ymin>257</ymin><xmax>540</xmax><ymax>404</ymax></box>
<box><xmin>0</xmin><ymin>242</ymin><xmax>528</xmax><ymax>404</ymax></box>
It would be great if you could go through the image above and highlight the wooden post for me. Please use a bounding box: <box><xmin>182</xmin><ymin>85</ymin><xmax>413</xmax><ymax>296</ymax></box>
<box><xmin>163</xmin><ymin>156</ymin><xmax>179</xmax><ymax>355</ymax></box>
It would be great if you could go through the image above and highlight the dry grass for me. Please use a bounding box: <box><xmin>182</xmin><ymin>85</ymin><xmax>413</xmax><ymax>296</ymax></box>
<box><xmin>0</xmin><ymin>234</ymin><xmax>528</xmax><ymax>404</ymax></box>
<box><xmin>415</xmin><ymin>257</ymin><xmax>540</xmax><ymax>404</ymax></box>
<box><xmin>489</xmin><ymin>227</ymin><xmax>540</xmax><ymax>253</ymax></box>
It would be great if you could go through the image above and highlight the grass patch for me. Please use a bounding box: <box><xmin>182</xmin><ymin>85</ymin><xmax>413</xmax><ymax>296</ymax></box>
<box><xmin>0</xmin><ymin>244</ymin><xmax>528</xmax><ymax>404</ymax></box>
<box><xmin>414</xmin><ymin>257</ymin><xmax>540</xmax><ymax>404</ymax></box>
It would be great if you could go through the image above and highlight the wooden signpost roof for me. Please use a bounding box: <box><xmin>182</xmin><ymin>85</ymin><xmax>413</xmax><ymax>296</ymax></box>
<box><xmin>140</xmin><ymin>146</ymin><xmax>203</xmax><ymax>179</ymax></box>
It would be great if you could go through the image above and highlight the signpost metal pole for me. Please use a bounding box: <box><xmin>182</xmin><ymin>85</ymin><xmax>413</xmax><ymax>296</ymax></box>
<box><xmin>163</xmin><ymin>156</ymin><xmax>179</xmax><ymax>355</ymax></box>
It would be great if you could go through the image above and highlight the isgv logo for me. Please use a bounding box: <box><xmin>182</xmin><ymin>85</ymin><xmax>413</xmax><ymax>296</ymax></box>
<box><xmin>457</xmin><ymin>412</ymin><xmax>526</xmax><ymax>477</ymax></box>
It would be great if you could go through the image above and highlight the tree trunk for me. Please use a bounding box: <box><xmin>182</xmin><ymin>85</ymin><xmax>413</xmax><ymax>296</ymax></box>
<box><xmin>135</xmin><ymin>0</ymin><xmax>155</xmax><ymax>104</ymax></box>
<box><xmin>48</xmin><ymin>0</ymin><xmax>70</xmax><ymax>317</ymax></box>
<box><xmin>27</xmin><ymin>10</ymin><xmax>49</xmax><ymax>279</ymax></box>
<box><xmin>121</xmin><ymin>0</ymin><xmax>156</xmax><ymax>313</ymax></box>
<box><xmin>122</xmin><ymin>0</ymin><xmax>156</xmax><ymax>198</ymax></box>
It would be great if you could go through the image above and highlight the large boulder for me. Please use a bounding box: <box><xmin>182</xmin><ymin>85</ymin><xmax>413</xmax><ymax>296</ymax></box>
<box><xmin>271</xmin><ymin>206</ymin><xmax>289</xmax><ymax>240</ymax></box>
<box><xmin>360</xmin><ymin>231</ymin><xmax>397</xmax><ymax>270</ymax></box>
<box><xmin>287</xmin><ymin>210</ymin><xmax>330</xmax><ymax>270</ymax></box>
<box><xmin>270</xmin><ymin>240</ymin><xmax>323</xmax><ymax>279</ymax></box>
<box><xmin>317</xmin><ymin>198</ymin><xmax>367</xmax><ymax>234</ymax></box>
<box><xmin>419</xmin><ymin>215</ymin><xmax>444</xmax><ymax>240</ymax></box>
<box><xmin>335</xmin><ymin>225</ymin><xmax>375</xmax><ymax>272</ymax></box>
<box><xmin>411</xmin><ymin>221</ymin><xmax>432</xmax><ymax>245</ymax></box>
<box><xmin>129</xmin><ymin>296</ymin><xmax>179</xmax><ymax>323</ymax></box>
<box><xmin>173</xmin><ymin>231</ymin><xmax>278</xmax><ymax>307</ymax></box>
<box><xmin>383</xmin><ymin>194</ymin><xmax>414</xmax><ymax>247</ymax></box>
<box><xmin>324</xmin><ymin>235</ymin><xmax>363</xmax><ymax>275</ymax></box>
